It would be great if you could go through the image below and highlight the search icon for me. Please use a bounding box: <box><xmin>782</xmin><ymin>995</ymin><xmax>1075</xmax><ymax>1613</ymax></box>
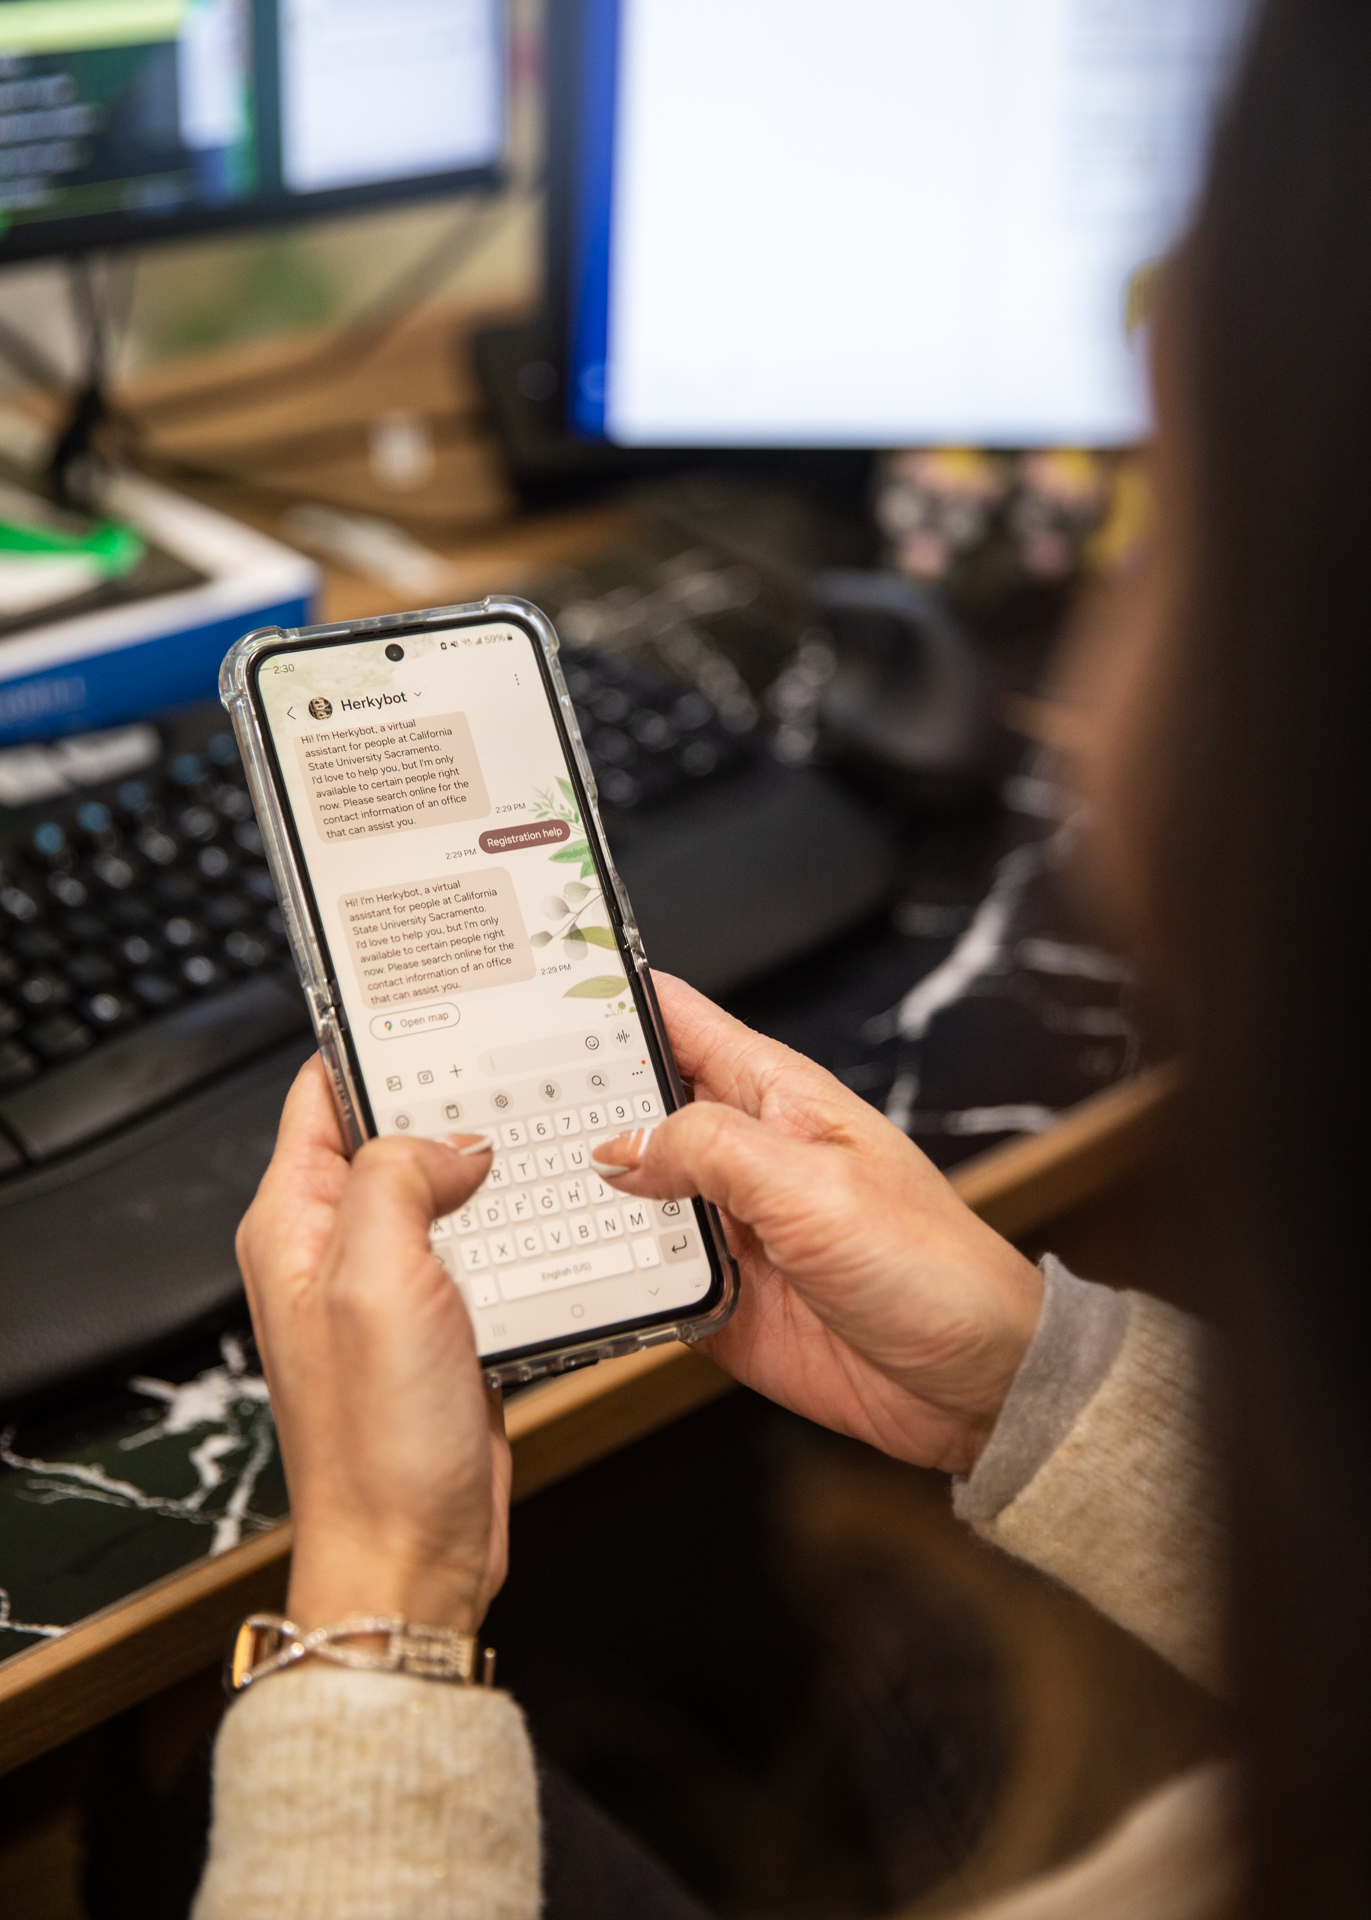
<box><xmin>589</xmin><ymin>1071</ymin><xmax>607</xmax><ymax>1089</ymax></box>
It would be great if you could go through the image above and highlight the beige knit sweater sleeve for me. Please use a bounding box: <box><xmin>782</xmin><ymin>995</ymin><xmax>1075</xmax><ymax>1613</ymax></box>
<box><xmin>960</xmin><ymin>1289</ymin><xmax>1225</xmax><ymax>1694</ymax></box>
<box><xmin>192</xmin><ymin>1666</ymin><xmax>540</xmax><ymax>1920</ymax></box>
<box><xmin>193</xmin><ymin>1284</ymin><xmax>1224</xmax><ymax>1917</ymax></box>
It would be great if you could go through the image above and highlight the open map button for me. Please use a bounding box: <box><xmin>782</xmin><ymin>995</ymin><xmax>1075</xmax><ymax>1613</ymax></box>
<box><xmin>370</xmin><ymin>1004</ymin><xmax>461</xmax><ymax>1040</ymax></box>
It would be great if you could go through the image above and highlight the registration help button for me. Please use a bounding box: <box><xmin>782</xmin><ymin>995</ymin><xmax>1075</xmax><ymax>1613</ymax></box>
<box><xmin>370</xmin><ymin>1004</ymin><xmax>460</xmax><ymax>1040</ymax></box>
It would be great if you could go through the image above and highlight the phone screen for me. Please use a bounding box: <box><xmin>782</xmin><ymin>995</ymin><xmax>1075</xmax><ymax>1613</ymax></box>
<box><xmin>250</xmin><ymin>613</ymin><xmax>722</xmax><ymax>1364</ymax></box>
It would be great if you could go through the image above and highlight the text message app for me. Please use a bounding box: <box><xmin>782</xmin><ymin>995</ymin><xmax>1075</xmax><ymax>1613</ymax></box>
<box><xmin>256</xmin><ymin>620</ymin><xmax>714</xmax><ymax>1355</ymax></box>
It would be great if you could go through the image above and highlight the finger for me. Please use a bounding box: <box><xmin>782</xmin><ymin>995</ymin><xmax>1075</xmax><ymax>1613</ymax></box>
<box><xmin>331</xmin><ymin>1132</ymin><xmax>494</xmax><ymax>1274</ymax></box>
<box><xmin>264</xmin><ymin>1054</ymin><xmax>347</xmax><ymax>1185</ymax></box>
<box><xmin>652</xmin><ymin>972</ymin><xmax>873</xmax><ymax>1133</ymax></box>
<box><xmin>237</xmin><ymin>1056</ymin><xmax>350</xmax><ymax>1290</ymax></box>
<box><xmin>589</xmin><ymin>1100</ymin><xmax>842</xmax><ymax>1258</ymax></box>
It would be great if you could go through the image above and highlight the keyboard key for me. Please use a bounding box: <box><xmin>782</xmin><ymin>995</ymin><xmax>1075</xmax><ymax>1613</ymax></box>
<box><xmin>544</xmin><ymin>1220</ymin><xmax>570</xmax><ymax>1251</ymax></box>
<box><xmin>510</xmin><ymin>1150</ymin><xmax>536</xmax><ymax>1183</ymax></box>
<box><xmin>479</xmin><ymin>1195</ymin><xmax>506</xmax><ymax>1228</ymax></box>
<box><xmin>461</xmin><ymin>1241</ymin><xmax>490</xmax><ymax>1272</ymax></box>
<box><xmin>587</xmin><ymin>1173</ymin><xmax>615</xmax><ymax>1205</ymax></box>
<box><xmin>0</xmin><ymin>1039</ymin><xmax>38</xmax><ymax>1088</ymax></box>
<box><xmin>595</xmin><ymin>1207</ymin><xmax>624</xmax><ymax>1239</ymax></box>
<box><xmin>535</xmin><ymin>1145</ymin><xmax>564</xmax><ymax>1178</ymax></box>
<box><xmin>555</xmin><ymin>1108</ymin><xmax>581</xmax><ymax>1136</ymax></box>
<box><xmin>453</xmin><ymin>1204</ymin><xmax>479</xmax><ymax>1234</ymax></box>
<box><xmin>516</xmin><ymin>1225</ymin><xmax>544</xmax><ymax>1259</ymax></box>
<box><xmin>529</xmin><ymin>1114</ymin><xmax>555</xmax><ymax>1143</ymax></box>
<box><xmin>18</xmin><ymin>971</ymin><xmax>70</xmax><ymax>1011</ymax></box>
<box><xmin>430</xmin><ymin>1214</ymin><xmax>451</xmax><ymax>1240</ymax></box>
<box><xmin>497</xmin><ymin>1239</ymin><xmax>634</xmax><ymax>1303</ymax></box>
<box><xmin>131</xmin><ymin>973</ymin><xmax>181</xmax><ymax>1009</ymax></box>
<box><xmin>564</xmin><ymin>1140</ymin><xmax>591</xmax><ymax>1171</ymax></box>
<box><xmin>533</xmin><ymin>1183</ymin><xmax>559</xmax><ymax>1214</ymax></box>
<box><xmin>656</xmin><ymin>1199</ymin><xmax>686</xmax><ymax>1224</ymax></box>
<box><xmin>490</xmin><ymin>1233</ymin><xmax>517</xmax><ymax>1265</ymax></box>
<box><xmin>560</xmin><ymin>1177</ymin><xmax>587</xmax><ymax>1210</ymax></box>
<box><xmin>623</xmin><ymin>1199</ymin><xmax>650</xmax><ymax>1234</ymax></box>
<box><xmin>27</xmin><ymin>1013</ymin><xmax>88</xmax><ymax>1061</ymax></box>
<box><xmin>224</xmin><ymin>930</ymin><xmax>271</xmax><ymax>968</ymax></box>
<box><xmin>581</xmin><ymin>1104</ymin><xmax>607</xmax><ymax>1132</ymax></box>
<box><xmin>469</xmin><ymin>1271</ymin><xmax>499</xmax><ymax>1308</ymax></box>
<box><xmin>500</xmin><ymin>1120</ymin><xmax>527</xmax><ymax>1148</ymax></box>
<box><xmin>632</xmin><ymin>1234</ymin><xmax>661</xmax><ymax>1269</ymax></box>
<box><xmin>635</xmin><ymin>1092</ymin><xmax>661</xmax><ymax>1120</ymax></box>
<box><xmin>660</xmin><ymin>1224</ymin><xmax>700</xmax><ymax>1263</ymax></box>
<box><xmin>568</xmin><ymin>1213</ymin><xmax>595</xmax><ymax>1245</ymax></box>
<box><xmin>510</xmin><ymin>1190</ymin><xmax>534</xmax><ymax>1222</ymax></box>
<box><xmin>607</xmin><ymin>1097</ymin><xmax>633</xmax><ymax>1128</ymax></box>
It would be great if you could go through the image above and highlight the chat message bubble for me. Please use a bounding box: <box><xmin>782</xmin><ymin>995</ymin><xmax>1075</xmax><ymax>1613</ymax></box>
<box><xmin>295</xmin><ymin>712</ymin><xmax>489</xmax><ymax>841</ymax></box>
<box><xmin>478</xmin><ymin>819</ymin><xmax>571</xmax><ymax>854</ymax></box>
<box><xmin>339</xmin><ymin>868</ymin><xmax>535</xmax><ymax>1008</ymax></box>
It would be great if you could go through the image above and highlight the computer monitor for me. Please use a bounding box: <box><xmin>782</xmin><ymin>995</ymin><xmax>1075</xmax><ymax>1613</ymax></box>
<box><xmin>558</xmin><ymin>0</ymin><xmax>1244</xmax><ymax>449</ymax></box>
<box><xmin>0</xmin><ymin>0</ymin><xmax>504</xmax><ymax>264</ymax></box>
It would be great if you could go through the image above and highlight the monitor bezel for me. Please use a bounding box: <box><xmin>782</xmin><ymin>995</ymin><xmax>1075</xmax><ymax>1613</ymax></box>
<box><xmin>0</xmin><ymin>0</ymin><xmax>508</xmax><ymax>270</ymax></box>
<box><xmin>0</xmin><ymin>161</ymin><xmax>505</xmax><ymax>267</ymax></box>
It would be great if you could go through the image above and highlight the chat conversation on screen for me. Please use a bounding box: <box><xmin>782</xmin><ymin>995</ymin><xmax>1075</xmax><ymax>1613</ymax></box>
<box><xmin>295</xmin><ymin>711</ymin><xmax>490</xmax><ymax>840</ymax></box>
<box><xmin>339</xmin><ymin>869</ymin><xmax>535</xmax><ymax>1007</ymax></box>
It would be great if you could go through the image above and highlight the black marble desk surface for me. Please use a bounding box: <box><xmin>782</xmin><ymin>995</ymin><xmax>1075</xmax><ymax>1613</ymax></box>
<box><xmin>0</xmin><ymin>749</ymin><xmax>1141</xmax><ymax>1667</ymax></box>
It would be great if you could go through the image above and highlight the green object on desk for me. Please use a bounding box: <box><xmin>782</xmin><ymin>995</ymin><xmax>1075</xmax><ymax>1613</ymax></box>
<box><xmin>0</xmin><ymin>515</ymin><xmax>145</xmax><ymax>578</ymax></box>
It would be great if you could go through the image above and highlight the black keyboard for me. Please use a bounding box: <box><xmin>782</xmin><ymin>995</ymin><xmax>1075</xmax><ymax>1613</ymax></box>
<box><xmin>0</xmin><ymin>547</ymin><xmax>896</xmax><ymax>1407</ymax></box>
<box><xmin>0</xmin><ymin>726</ymin><xmax>298</xmax><ymax>1158</ymax></box>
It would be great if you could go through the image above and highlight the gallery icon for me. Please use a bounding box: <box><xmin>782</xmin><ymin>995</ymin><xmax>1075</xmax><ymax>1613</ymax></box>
<box><xmin>386</xmin><ymin>1074</ymin><xmax>401</xmax><ymax>1092</ymax></box>
<box><xmin>308</xmin><ymin>697</ymin><xmax>333</xmax><ymax>720</ymax></box>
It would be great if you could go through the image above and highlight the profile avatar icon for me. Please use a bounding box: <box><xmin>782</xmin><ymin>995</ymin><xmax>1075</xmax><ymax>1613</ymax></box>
<box><xmin>308</xmin><ymin>696</ymin><xmax>333</xmax><ymax>720</ymax></box>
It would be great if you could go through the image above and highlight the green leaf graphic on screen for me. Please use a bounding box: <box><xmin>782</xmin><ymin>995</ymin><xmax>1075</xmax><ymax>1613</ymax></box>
<box><xmin>531</xmin><ymin>782</ymin><xmax>618</xmax><ymax>987</ymax></box>
<box><xmin>564</xmin><ymin>976</ymin><xmax>629</xmax><ymax>1000</ymax></box>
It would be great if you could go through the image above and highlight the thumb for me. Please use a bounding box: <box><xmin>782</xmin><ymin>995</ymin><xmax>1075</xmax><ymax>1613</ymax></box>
<box><xmin>590</xmin><ymin>1103</ymin><xmax>849</xmax><ymax>1266</ymax></box>
<box><xmin>334</xmin><ymin>1131</ymin><xmax>494</xmax><ymax>1274</ymax></box>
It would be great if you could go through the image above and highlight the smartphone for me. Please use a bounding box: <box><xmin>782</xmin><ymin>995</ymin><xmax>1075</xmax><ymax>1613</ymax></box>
<box><xmin>220</xmin><ymin>597</ymin><xmax>737</xmax><ymax>1386</ymax></box>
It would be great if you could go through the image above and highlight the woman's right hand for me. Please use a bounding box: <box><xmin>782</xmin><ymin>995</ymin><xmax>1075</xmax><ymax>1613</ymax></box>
<box><xmin>593</xmin><ymin>975</ymin><xmax>1044</xmax><ymax>1477</ymax></box>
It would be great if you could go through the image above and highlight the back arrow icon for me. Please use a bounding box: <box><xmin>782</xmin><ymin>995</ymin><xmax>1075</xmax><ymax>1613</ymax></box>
<box><xmin>286</xmin><ymin>706</ymin><xmax>296</xmax><ymax>718</ymax></box>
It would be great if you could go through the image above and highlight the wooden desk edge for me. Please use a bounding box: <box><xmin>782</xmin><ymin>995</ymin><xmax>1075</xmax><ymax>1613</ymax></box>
<box><xmin>0</xmin><ymin>1061</ymin><xmax>1181</xmax><ymax>1774</ymax></box>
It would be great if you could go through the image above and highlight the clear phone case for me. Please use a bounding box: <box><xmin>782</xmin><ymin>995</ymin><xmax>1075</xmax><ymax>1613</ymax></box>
<box><xmin>220</xmin><ymin>595</ymin><xmax>739</xmax><ymax>1387</ymax></box>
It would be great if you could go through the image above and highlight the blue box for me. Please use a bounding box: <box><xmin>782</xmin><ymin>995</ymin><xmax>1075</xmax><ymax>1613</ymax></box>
<box><xmin>0</xmin><ymin>465</ymin><xmax>319</xmax><ymax>747</ymax></box>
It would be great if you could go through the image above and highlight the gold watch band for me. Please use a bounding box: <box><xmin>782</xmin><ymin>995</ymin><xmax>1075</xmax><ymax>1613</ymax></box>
<box><xmin>224</xmin><ymin>1612</ymin><xmax>497</xmax><ymax>1697</ymax></box>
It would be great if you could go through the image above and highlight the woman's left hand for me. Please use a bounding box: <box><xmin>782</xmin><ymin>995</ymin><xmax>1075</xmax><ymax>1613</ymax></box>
<box><xmin>236</xmin><ymin>1056</ymin><xmax>507</xmax><ymax>1635</ymax></box>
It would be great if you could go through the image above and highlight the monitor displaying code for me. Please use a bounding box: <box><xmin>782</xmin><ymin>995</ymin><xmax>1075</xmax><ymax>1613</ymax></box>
<box><xmin>0</xmin><ymin>0</ymin><xmax>502</xmax><ymax>253</ymax></box>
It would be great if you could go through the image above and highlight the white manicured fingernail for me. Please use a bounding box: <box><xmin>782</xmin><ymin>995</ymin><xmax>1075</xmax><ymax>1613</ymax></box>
<box><xmin>590</xmin><ymin>1124</ymin><xmax>655</xmax><ymax>1175</ymax></box>
<box><xmin>445</xmin><ymin>1132</ymin><xmax>494</xmax><ymax>1154</ymax></box>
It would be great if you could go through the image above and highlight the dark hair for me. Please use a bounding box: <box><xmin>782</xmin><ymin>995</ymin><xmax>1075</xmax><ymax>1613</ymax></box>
<box><xmin>1164</xmin><ymin>2</ymin><xmax>1371</xmax><ymax>1911</ymax></box>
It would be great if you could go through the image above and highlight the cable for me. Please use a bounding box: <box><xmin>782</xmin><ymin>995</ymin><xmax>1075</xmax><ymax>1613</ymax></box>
<box><xmin>0</xmin><ymin>315</ymin><xmax>67</xmax><ymax>394</ymax></box>
<box><xmin>2</xmin><ymin>182</ymin><xmax>526</xmax><ymax>503</ymax></box>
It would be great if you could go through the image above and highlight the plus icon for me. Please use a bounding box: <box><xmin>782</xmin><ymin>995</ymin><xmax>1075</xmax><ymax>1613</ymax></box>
<box><xmin>448</xmin><ymin>1064</ymin><xmax>462</xmax><ymax>1079</ymax></box>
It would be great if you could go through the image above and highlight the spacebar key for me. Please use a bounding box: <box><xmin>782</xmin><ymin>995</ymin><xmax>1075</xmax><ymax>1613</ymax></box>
<box><xmin>498</xmin><ymin>1242</ymin><xmax>634</xmax><ymax>1302</ymax></box>
<box><xmin>0</xmin><ymin>974</ymin><xmax>310</xmax><ymax>1162</ymax></box>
